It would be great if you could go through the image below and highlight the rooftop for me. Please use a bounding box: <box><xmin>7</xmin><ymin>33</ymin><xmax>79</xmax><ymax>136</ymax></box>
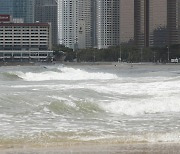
<box><xmin>0</xmin><ymin>23</ymin><xmax>50</xmax><ymax>27</ymax></box>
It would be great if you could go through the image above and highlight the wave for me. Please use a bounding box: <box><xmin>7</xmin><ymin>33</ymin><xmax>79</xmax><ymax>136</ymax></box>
<box><xmin>99</xmin><ymin>95</ymin><xmax>180</xmax><ymax>115</ymax></box>
<box><xmin>46</xmin><ymin>96</ymin><xmax>103</xmax><ymax>116</ymax></box>
<box><xmin>45</xmin><ymin>86</ymin><xmax>180</xmax><ymax>116</ymax></box>
<box><xmin>0</xmin><ymin>72</ymin><xmax>22</xmax><ymax>80</ymax></box>
<box><xmin>11</xmin><ymin>66</ymin><xmax>118</xmax><ymax>81</ymax></box>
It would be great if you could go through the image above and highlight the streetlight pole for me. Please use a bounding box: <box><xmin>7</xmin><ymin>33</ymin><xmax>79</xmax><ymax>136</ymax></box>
<box><xmin>140</xmin><ymin>48</ymin><xmax>143</xmax><ymax>63</ymax></box>
<box><xmin>93</xmin><ymin>51</ymin><xmax>95</xmax><ymax>62</ymax></box>
<box><xmin>153</xmin><ymin>51</ymin><xmax>156</xmax><ymax>63</ymax></box>
<box><xmin>119</xmin><ymin>44</ymin><xmax>122</xmax><ymax>63</ymax></box>
<box><xmin>167</xmin><ymin>46</ymin><xmax>170</xmax><ymax>63</ymax></box>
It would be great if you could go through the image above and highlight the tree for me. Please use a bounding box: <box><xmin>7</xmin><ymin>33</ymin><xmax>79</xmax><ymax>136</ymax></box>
<box><xmin>52</xmin><ymin>44</ymin><xmax>74</xmax><ymax>61</ymax></box>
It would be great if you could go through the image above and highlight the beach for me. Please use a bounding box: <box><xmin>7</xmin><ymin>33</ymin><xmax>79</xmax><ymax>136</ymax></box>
<box><xmin>1</xmin><ymin>143</ymin><xmax>180</xmax><ymax>154</ymax></box>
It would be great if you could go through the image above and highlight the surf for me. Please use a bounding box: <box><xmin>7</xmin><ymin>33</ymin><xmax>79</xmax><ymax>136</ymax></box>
<box><xmin>12</xmin><ymin>66</ymin><xmax>118</xmax><ymax>81</ymax></box>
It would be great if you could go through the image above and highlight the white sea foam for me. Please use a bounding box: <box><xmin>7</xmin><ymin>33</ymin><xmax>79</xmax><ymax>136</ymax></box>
<box><xmin>0</xmin><ymin>114</ymin><xmax>13</xmax><ymax>118</ymax></box>
<box><xmin>2</xmin><ymin>65</ymin><xmax>180</xmax><ymax>143</ymax></box>
<box><xmin>14</xmin><ymin>67</ymin><xmax>118</xmax><ymax>81</ymax></box>
<box><xmin>96</xmin><ymin>77</ymin><xmax>180</xmax><ymax>115</ymax></box>
<box><xmin>99</xmin><ymin>96</ymin><xmax>180</xmax><ymax>115</ymax></box>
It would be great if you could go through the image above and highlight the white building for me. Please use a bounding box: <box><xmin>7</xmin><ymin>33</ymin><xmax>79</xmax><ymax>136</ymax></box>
<box><xmin>58</xmin><ymin>0</ymin><xmax>78</xmax><ymax>50</ymax></box>
<box><xmin>78</xmin><ymin>0</ymin><xmax>93</xmax><ymax>49</ymax></box>
<box><xmin>96</xmin><ymin>0</ymin><xmax>120</xmax><ymax>49</ymax></box>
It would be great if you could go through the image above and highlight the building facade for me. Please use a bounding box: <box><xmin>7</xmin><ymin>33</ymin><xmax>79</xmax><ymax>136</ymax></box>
<box><xmin>0</xmin><ymin>50</ymin><xmax>53</xmax><ymax>62</ymax></box>
<box><xmin>78</xmin><ymin>0</ymin><xmax>93</xmax><ymax>49</ymax></box>
<box><xmin>134</xmin><ymin>0</ymin><xmax>146</xmax><ymax>48</ymax></box>
<box><xmin>58</xmin><ymin>0</ymin><xmax>78</xmax><ymax>50</ymax></box>
<box><xmin>34</xmin><ymin>0</ymin><xmax>58</xmax><ymax>45</ymax></box>
<box><xmin>0</xmin><ymin>0</ymin><xmax>13</xmax><ymax>16</ymax></box>
<box><xmin>96</xmin><ymin>0</ymin><xmax>120</xmax><ymax>49</ymax></box>
<box><xmin>0</xmin><ymin>23</ymin><xmax>52</xmax><ymax>51</ymax></box>
<box><xmin>13</xmin><ymin>0</ymin><xmax>35</xmax><ymax>23</ymax></box>
<box><xmin>167</xmin><ymin>0</ymin><xmax>180</xmax><ymax>45</ymax></box>
<box><xmin>149</xmin><ymin>0</ymin><xmax>168</xmax><ymax>47</ymax></box>
<box><xmin>120</xmin><ymin>0</ymin><xmax>134</xmax><ymax>44</ymax></box>
<box><xmin>134</xmin><ymin>0</ymin><xmax>168</xmax><ymax>48</ymax></box>
<box><xmin>92</xmin><ymin>0</ymin><xmax>97</xmax><ymax>48</ymax></box>
<box><xmin>0</xmin><ymin>0</ymin><xmax>34</xmax><ymax>23</ymax></box>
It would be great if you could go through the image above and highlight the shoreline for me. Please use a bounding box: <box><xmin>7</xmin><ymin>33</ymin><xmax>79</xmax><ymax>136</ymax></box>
<box><xmin>62</xmin><ymin>61</ymin><xmax>180</xmax><ymax>66</ymax></box>
<box><xmin>0</xmin><ymin>142</ymin><xmax>180</xmax><ymax>154</ymax></box>
<box><xmin>1</xmin><ymin>61</ymin><xmax>180</xmax><ymax>67</ymax></box>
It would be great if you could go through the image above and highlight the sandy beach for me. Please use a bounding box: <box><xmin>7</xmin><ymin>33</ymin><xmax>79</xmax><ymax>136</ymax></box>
<box><xmin>1</xmin><ymin>143</ymin><xmax>180</xmax><ymax>154</ymax></box>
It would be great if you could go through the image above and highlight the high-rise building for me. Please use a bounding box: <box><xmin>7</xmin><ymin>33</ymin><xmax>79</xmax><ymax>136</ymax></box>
<box><xmin>34</xmin><ymin>0</ymin><xmax>58</xmax><ymax>45</ymax></box>
<box><xmin>134</xmin><ymin>0</ymin><xmax>146</xmax><ymax>48</ymax></box>
<box><xmin>134</xmin><ymin>0</ymin><xmax>168</xmax><ymax>48</ymax></box>
<box><xmin>92</xmin><ymin>0</ymin><xmax>97</xmax><ymax>48</ymax></box>
<box><xmin>78</xmin><ymin>0</ymin><xmax>93</xmax><ymax>49</ymax></box>
<box><xmin>120</xmin><ymin>0</ymin><xmax>134</xmax><ymax>44</ymax></box>
<box><xmin>0</xmin><ymin>0</ymin><xmax>34</xmax><ymax>23</ymax></box>
<box><xmin>96</xmin><ymin>0</ymin><xmax>120</xmax><ymax>49</ymax></box>
<box><xmin>167</xmin><ymin>0</ymin><xmax>180</xmax><ymax>45</ymax></box>
<box><xmin>0</xmin><ymin>0</ymin><xmax>13</xmax><ymax>15</ymax></box>
<box><xmin>13</xmin><ymin>0</ymin><xmax>35</xmax><ymax>23</ymax></box>
<box><xmin>58</xmin><ymin>0</ymin><xmax>78</xmax><ymax>50</ymax></box>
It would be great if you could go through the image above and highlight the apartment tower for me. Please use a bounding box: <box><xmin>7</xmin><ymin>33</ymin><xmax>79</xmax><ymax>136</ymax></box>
<box><xmin>96</xmin><ymin>0</ymin><xmax>120</xmax><ymax>49</ymax></box>
<box><xmin>58</xmin><ymin>0</ymin><xmax>78</xmax><ymax>50</ymax></box>
<box><xmin>78</xmin><ymin>0</ymin><xmax>93</xmax><ymax>49</ymax></box>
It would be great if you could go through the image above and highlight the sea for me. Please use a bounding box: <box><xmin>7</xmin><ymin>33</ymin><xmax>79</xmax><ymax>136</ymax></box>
<box><xmin>0</xmin><ymin>63</ymin><xmax>180</xmax><ymax>147</ymax></box>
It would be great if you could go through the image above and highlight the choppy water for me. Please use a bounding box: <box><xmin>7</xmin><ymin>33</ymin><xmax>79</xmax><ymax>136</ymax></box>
<box><xmin>0</xmin><ymin>64</ymin><xmax>180</xmax><ymax>146</ymax></box>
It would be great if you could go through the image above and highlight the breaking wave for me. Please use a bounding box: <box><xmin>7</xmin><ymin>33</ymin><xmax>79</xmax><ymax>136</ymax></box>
<box><xmin>46</xmin><ymin>96</ymin><xmax>103</xmax><ymax>116</ymax></box>
<box><xmin>1</xmin><ymin>64</ymin><xmax>180</xmax><ymax>145</ymax></box>
<box><xmin>10</xmin><ymin>67</ymin><xmax>118</xmax><ymax>81</ymax></box>
<box><xmin>0</xmin><ymin>72</ymin><xmax>22</xmax><ymax>80</ymax></box>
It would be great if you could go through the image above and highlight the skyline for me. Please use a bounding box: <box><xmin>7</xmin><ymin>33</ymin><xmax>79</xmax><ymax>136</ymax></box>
<box><xmin>0</xmin><ymin>0</ymin><xmax>179</xmax><ymax>50</ymax></box>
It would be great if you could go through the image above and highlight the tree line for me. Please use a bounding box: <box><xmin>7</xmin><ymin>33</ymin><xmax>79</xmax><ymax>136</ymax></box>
<box><xmin>53</xmin><ymin>44</ymin><xmax>180</xmax><ymax>63</ymax></box>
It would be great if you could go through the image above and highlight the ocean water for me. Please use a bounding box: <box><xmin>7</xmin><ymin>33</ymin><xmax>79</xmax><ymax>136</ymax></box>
<box><xmin>0</xmin><ymin>64</ymin><xmax>180</xmax><ymax>146</ymax></box>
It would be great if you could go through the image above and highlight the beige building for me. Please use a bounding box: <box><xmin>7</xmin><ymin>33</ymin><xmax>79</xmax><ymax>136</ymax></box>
<box><xmin>120</xmin><ymin>0</ymin><xmax>134</xmax><ymax>44</ymax></box>
<box><xmin>134</xmin><ymin>0</ymin><xmax>168</xmax><ymax>48</ymax></box>
<box><xmin>0</xmin><ymin>50</ymin><xmax>53</xmax><ymax>62</ymax></box>
<box><xmin>149</xmin><ymin>0</ymin><xmax>167</xmax><ymax>47</ymax></box>
<box><xmin>0</xmin><ymin>22</ymin><xmax>53</xmax><ymax>62</ymax></box>
<box><xmin>0</xmin><ymin>23</ymin><xmax>52</xmax><ymax>51</ymax></box>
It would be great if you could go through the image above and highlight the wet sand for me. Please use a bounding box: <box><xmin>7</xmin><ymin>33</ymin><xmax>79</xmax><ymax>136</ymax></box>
<box><xmin>0</xmin><ymin>143</ymin><xmax>180</xmax><ymax>154</ymax></box>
